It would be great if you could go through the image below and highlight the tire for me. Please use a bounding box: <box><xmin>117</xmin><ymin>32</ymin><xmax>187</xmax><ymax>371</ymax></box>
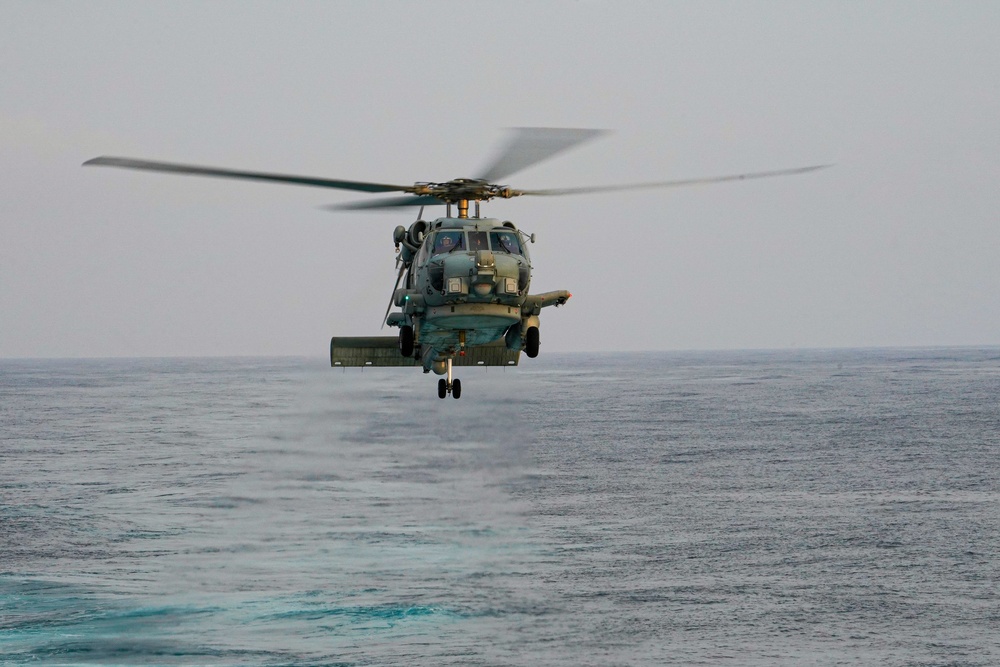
<box><xmin>399</xmin><ymin>325</ymin><xmax>414</xmax><ymax>357</ymax></box>
<box><xmin>525</xmin><ymin>326</ymin><xmax>540</xmax><ymax>358</ymax></box>
<box><xmin>452</xmin><ymin>378</ymin><xmax>462</xmax><ymax>399</ymax></box>
<box><xmin>438</xmin><ymin>378</ymin><xmax>447</xmax><ymax>399</ymax></box>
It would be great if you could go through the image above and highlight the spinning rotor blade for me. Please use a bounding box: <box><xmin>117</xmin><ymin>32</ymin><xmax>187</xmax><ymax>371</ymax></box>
<box><xmin>477</xmin><ymin>127</ymin><xmax>609</xmax><ymax>182</ymax></box>
<box><xmin>326</xmin><ymin>195</ymin><xmax>446</xmax><ymax>211</ymax></box>
<box><xmin>513</xmin><ymin>164</ymin><xmax>832</xmax><ymax>197</ymax></box>
<box><xmin>85</xmin><ymin>135</ymin><xmax>830</xmax><ymax>213</ymax></box>
<box><xmin>83</xmin><ymin>157</ymin><xmax>412</xmax><ymax>194</ymax></box>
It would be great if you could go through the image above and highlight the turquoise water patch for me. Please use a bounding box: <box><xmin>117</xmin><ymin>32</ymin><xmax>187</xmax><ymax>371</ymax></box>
<box><xmin>2</xmin><ymin>578</ymin><xmax>476</xmax><ymax>665</ymax></box>
<box><xmin>1</xmin><ymin>579</ymin><xmax>233</xmax><ymax>664</ymax></box>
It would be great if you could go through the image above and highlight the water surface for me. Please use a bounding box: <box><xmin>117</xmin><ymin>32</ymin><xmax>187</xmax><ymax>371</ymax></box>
<box><xmin>2</xmin><ymin>349</ymin><xmax>999</xmax><ymax>665</ymax></box>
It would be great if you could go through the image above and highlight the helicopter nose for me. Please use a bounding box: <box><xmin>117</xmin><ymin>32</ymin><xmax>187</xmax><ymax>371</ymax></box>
<box><xmin>470</xmin><ymin>249</ymin><xmax>497</xmax><ymax>296</ymax></box>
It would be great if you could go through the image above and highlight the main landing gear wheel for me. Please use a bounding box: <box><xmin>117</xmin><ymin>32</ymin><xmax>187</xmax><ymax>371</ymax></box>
<box><xmin>399</xmin><ymin>325</ymin><xmax>414</xmax><ymax>357</ymax></box>
<box><xmin>452</xmin><ymin>378</ymin><xmax>462</xmax><ymax>399</ymax></box>
<box><xmin>525</xmin><ymin>326</ymin><xmax>540</xmax><ymax>358</ymax></box>
<box><xmin>438</xmin><ymin>378</ymin><xmax>447</xmax><ymax>399</ymax></box>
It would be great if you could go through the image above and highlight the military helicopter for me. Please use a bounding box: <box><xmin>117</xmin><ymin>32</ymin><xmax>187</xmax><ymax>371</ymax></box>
<box><xmin>84</xmin><ymin>128</ymin><xmax>826</xmax><ymax>399</ymax></box>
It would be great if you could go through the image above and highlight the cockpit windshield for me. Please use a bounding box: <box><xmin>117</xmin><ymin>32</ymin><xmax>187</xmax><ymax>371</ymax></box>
<box><xmin>430</xmin><ymin>229</ymin><xmax>523</xmax><ymax>256</ymax></box>
<box><xmin>490</xmin><ymin>230</ymin><xmax>522</xmax><ymax>255</ymax></box>
<box><xmin>432</xmin><ymin>231</ymin><xmax>464</xmax><ymax>255</ymax></box>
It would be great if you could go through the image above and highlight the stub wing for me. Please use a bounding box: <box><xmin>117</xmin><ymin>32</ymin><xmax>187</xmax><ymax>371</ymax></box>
<box><xmin>330</xmin><ymin>337</ymin><xmax>520</xmax><ymax>367</ymax></box>
<box><xmin>523</xmin><ymin>290</ymin><xmax>571</xmax><ymax>314</ymax></box>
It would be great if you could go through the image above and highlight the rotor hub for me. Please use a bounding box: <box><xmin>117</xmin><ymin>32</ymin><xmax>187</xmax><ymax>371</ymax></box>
<box><xmin>408</xmin><ymin>179</ymin><xmax>518</xmax><ymax>204</ymax></box>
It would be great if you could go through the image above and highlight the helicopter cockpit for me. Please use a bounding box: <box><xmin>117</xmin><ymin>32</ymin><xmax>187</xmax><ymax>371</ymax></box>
<box><xmin>428</xmin><ymin>229</ymin><xmax>522</xmax><ymax>257</ymax></box>
<box><xmin>432</xmin><ymin>230</ymin><xmax>465</xmax><ymax>254</ymax></box>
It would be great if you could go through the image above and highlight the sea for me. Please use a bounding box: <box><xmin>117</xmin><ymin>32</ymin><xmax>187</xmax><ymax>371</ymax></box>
<box><xmin>1</xmin><ymin>348</ymin><xmax>998</xmax><ymax>666</ymax></box>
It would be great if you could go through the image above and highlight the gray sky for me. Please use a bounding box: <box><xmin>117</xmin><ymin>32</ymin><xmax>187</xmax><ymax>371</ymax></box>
<box><xmin>3</xmin><ymin>1</ymin><xmax>999</xmax><ymax>358</ymax></box>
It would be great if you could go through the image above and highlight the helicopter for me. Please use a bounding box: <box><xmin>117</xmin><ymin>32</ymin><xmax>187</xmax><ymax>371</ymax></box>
<box><xmin>84</xmin><ymin>128</ymin><xmax>827</xmax><ymax>399</ymax></box>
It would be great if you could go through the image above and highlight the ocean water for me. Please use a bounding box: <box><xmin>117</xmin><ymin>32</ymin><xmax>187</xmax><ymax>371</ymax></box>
<box><xmin>1</xmin><ymin>349</ymin><xmax>999</xmax><ymax>666</ymax></box>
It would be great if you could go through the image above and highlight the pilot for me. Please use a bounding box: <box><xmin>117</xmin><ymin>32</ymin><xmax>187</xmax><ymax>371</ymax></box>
<box><xmin>491</xmin><ymin>231</ymin><xmax>520</xmax><ymax>254</ymax></box>
<box><xmin>434</xmin><ymin>232</ymin><xmax>462</xmax><ymax>254</ymax></box>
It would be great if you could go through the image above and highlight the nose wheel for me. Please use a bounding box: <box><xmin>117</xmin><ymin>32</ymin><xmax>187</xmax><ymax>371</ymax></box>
<box><xmin>437</xmin><ymin>358</ymin><xmax>462</xmax><ymax>399</ymax></box>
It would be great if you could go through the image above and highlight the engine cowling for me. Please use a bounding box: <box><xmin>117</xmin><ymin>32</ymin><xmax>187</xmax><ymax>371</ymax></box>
<box><xmin>406</xmin><ymin>220</ymin><xmax>428</xmax><ymax>249</ymax></box>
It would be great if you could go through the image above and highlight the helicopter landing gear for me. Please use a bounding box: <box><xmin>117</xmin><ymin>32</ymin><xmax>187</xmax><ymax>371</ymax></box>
<box><xmin>437</xmin><ymin>357</ymin><xmax>462</xmax><ymax>399</ymax></box>
<box><xmin>399</xmin><ymin>325</ymin><xmax>414</xmax><ymax>357</ymax></box>
<box><xmin>525</xmin><ymin>326</ymin><xmax>540</xmax><ymax>358</ymax></box>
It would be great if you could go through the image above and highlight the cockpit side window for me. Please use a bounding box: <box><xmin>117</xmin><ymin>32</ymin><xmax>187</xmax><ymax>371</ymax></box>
<box><xmin>432</xmin><ymin>231</ymin><xmax>465</xmax><ymax>255</ymax></box>
<box><xmin>490</xmin><ymin>231</ymin><xmax>522</xmax><ymax>255</ymax></box>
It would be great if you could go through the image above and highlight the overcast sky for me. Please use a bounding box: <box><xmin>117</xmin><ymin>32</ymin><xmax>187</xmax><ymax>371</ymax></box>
<box><xmin>3</xmin><ymin>1</ymin><xmax>999</xmax><ymax>358</ymax></box>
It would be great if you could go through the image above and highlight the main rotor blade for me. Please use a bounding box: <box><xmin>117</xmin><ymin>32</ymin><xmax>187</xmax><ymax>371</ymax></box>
<box><xmin>477</xmin><ymin>127</ymin><xmax>609</xmax><ymax>182</ymax></box>
<box><xmin>513</xmin><ymin>164</ymin><xmax>832</xmax><ymax>197</ymax></box>
<box><xmin>326</xmin><ymin>195</ymin><xmax>445</xmax><ymax>211</ymax></box>
<box><xmin>83</xmin><ymin>156</ymin><xmax>412</xmax><ymax>194</ymax></box>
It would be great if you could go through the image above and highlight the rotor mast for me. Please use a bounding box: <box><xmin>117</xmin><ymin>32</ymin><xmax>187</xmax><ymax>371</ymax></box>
<box><xmin>454</xmin><ymin>199</ymin><xmax>482</xmax><ymax>219</ymax></box>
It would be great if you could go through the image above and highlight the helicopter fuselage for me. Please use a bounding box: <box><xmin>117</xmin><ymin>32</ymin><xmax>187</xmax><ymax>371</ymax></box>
<box><xmin>387</xmin><ymin>216</ymin><xmax>569</xmax><ymax>376</ymax></box>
